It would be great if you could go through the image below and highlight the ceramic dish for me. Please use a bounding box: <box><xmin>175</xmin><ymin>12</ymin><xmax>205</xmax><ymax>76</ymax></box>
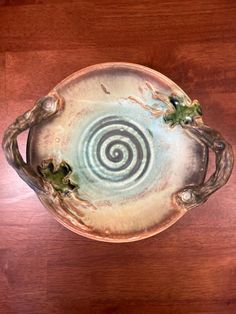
<box><xmin>2</xmin><ymin>63</ymin><xmax>234</xmax><ymax>242</ymax></box>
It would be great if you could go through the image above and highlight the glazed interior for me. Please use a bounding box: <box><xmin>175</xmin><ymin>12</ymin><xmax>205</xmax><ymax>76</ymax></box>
<box><xmin>28</xmin><ymin>63</ymin><xmax>207</xmax><ymax>241</ymax></box>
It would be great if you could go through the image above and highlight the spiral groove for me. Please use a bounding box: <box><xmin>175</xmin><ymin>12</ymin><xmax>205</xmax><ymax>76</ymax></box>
<box><xmin>82</xmin><ymin>116</ymin><xmax>152</xmax><ymax>185</ymax></box>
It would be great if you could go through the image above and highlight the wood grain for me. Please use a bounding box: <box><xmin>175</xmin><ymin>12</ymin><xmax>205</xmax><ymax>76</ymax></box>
<box><xmin>0</xmin><ymin>1</ymin><xmax>236</xmax><ymax>313</ymax></box>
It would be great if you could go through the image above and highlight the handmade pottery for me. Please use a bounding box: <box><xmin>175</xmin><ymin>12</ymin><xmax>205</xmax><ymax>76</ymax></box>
<box><xmin>2</xmin><ymin>63</ymin><xmax>234</xmax><ymax>242</ymax></box>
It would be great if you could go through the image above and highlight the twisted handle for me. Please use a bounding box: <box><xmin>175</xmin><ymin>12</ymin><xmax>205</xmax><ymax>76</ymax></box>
<box><xmin>2</xmin><ymin>93</ymin><xmax>63</xmax><ymax>192</ymax></box>
<box><xmin>176</xmin><ymin>124</ymin><xmax>234</xmax><ymax>210</ymax></box>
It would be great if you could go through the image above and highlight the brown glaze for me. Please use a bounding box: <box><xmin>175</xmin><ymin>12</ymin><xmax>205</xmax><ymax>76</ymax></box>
<box><xmin>2</xmin><ymin>63</ymin><xmax>234</xmax><ymax>242</ymax></box>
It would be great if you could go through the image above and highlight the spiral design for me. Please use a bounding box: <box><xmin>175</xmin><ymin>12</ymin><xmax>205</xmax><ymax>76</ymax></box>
<box><xmin>82</xmin><ymin>116</ymin><xmax>152</xmax><ymax>185</ymax></box>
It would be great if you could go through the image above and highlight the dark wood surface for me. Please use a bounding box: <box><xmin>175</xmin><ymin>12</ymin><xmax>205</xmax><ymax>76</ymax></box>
<box><xmin>0</xmin><ymin>1</ymin><xmax>236</xmax><ymax>313</ymax></box>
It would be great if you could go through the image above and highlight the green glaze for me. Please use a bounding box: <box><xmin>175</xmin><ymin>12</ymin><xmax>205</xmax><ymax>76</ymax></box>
<box><xmin>38</xmin><ymin>160</ymin><xmax>78</xmax><ymax>194</ymax></box>
<box><xmin>164</xmin><ymin>96</ymin><xmax>202</xmax><ymax>127</ymax></box>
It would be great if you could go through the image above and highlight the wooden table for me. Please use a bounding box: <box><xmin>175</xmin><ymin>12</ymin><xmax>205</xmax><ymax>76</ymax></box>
<box><xmin>0</xmin><ymin>1</ymin><xmax>235</xmax><ymax>313</ymax></box>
